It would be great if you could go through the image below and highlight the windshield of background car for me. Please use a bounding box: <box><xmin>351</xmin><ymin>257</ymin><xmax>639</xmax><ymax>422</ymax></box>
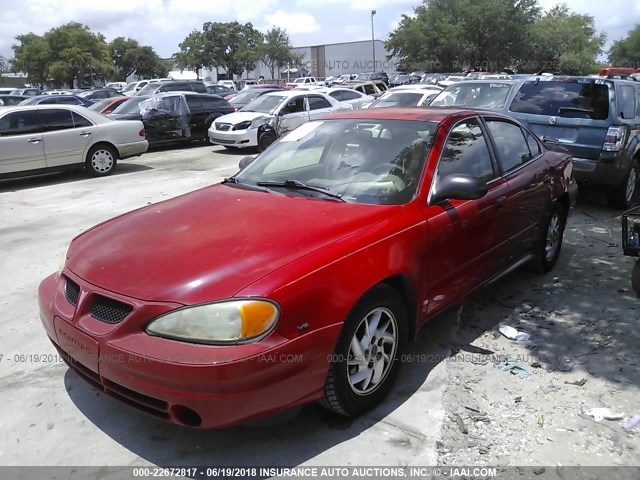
<box><xmin>243</xmin><ymin>94</ymin><xmax>288</xmax><ymax>113</ymax></box>
<box><xmin>509</xmin><ymin>80</ymin><xmax>610</xmax><ymax>119</ymax></box>
<box><xmin>372</xmin><ymin>92</ymin><xmax>423</xmax><ymax>108</ymax></box>
<box><xmin>430</xmin><ymin>82</ymin><xmax>513</xmax><ymax>108</ymax></box>
<box><xmin>230</xmin><ymin>90</ymin><xmax>265</xmax><ymax>105</ymax></box>
<box><xmin>235</xmin><ymin>119</ymin><xmax>437</xmax><ymax>205</ymax></box>
<box><xmin>111</xmin><ymin>96</ymin><xmax>149</xmax><ymax>114</ymax></box>
<box><xmin>122</xmin><ymin>83</ymin><xmax>137</xmax><ymax>92</ymax></box>
<box><xmin>88</xmin><ymin>98</ymin><xmax>112</xmax><ymax>111</ymax></box>
<box><xmin>136</xmin><ymin>83</ymin><xmax>160</xmax><ymax>96</ymax></box>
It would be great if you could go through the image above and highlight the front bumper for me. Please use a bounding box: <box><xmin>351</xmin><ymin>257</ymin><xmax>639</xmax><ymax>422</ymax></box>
<box><xmin>208</xmin><ymin>126</ymin><xmax>258</xmax><ymax>148</ymax></box>
<box><xmin>38</xmin><ymin>272</ymin><xmax>338</xmax><ymax>428</ymax></box>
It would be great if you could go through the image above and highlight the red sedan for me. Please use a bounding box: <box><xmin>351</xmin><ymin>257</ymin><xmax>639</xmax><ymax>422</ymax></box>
<box><xmin>39</xmin><ymin>108</ymin><xmax>577</xmax><ymax>428</ymax></box>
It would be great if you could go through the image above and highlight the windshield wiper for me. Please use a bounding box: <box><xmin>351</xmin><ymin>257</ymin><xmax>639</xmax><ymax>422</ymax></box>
<box><xmin>222</xmin><ymin>177</ymin><xmax>270</xmax><ymax>193</ymax></box>
<box><xmin>558</xmin><ymin>106</ymin><xmax>594</xmax><ymax>114</ymax></box>
<box><xmin>256</xmin><ymin>179</ymin><xmax>346</xmax><ymax>202</ymax></box>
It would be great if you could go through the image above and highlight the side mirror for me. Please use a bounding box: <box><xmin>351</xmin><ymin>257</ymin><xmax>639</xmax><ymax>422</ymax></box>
<box><xmin>238</xmin><ymin>155</ymin><xmax>256</xmax><ymax>170</ymax></box>
<box><xmin>431</xmin><ymin>174</ymin><xmax>488</xmax><ymax>204</ymax></box>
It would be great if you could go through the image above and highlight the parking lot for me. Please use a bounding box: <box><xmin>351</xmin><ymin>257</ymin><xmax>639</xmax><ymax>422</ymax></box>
<box><xmin>1</xmin><ymin>144</ymin><xmax>638</xmax><ymax>469</ymax></box>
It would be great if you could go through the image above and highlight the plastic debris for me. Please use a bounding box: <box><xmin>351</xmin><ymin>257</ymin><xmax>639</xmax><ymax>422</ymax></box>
<box><xmin>584</xmin><ymin>408</ymin><xmax>624</xmax><ymax>422</ymax></box>
<box><xmin>622</xmin><ymin>415</ymin><xmax>640</xmax><ymax>431</ymax></box>
<box><xmin>496</xmin><ymin>361</ymin><xmax>533</xmax><ymax>379</ymax></box>
<box><xmin>454</xmin><ymin>413</ymin><xmax>468</xmax><ymax>434</ymax></box>
<box><xmin>565</xmin><ymin>378</ymin><xmax>587</xmax><ymax>387</ymax></box>
<box><xmin>498</xmin><ymin>325</ymin><xmax>531</xmax><ymax>342</ymax></box>
<box><xmin>537</xmin><ymin>415</ymin><xmax>544</xmax><ymax>428</ymax></box>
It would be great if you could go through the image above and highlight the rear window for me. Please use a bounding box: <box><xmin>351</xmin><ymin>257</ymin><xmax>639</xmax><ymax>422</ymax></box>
<box><xmin>509</xmin><ymin>80</ymin><xmax>610</xmax><ymax>120</ymax></box>
<box><xmin>431</xmin><ymin>82</ymin><xmax>513</xmax><ymax>108</ymax></box>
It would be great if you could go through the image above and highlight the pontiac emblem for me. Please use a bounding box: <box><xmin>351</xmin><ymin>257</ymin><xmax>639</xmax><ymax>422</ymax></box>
<box><xmin>549</xmin><ymin>116</ymin><xmax>557</xmax><ymax>125</ymax></box>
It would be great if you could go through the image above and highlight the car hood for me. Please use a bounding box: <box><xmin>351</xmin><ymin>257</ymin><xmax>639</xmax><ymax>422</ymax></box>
<box><xmin>67</xmin><ymin>184</ymin><xmax>401</xmax><ymax>304</ymax></box>
<box><xmin>214</xmin><ymin>111</ymin><xmax>272</xmax><ymax>124</ymax></box>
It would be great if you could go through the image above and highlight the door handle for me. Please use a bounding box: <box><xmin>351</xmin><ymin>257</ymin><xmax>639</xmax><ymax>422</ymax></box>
<box><xmin>79</xmin><ymin>131</ymin><xmax>92</xmax><ymax>137</ymax></box>
<box><xmin>27</xmin><ymin>138</ymin><xmax>41</xmax><ymax>144</ymax></box>
<box><xmin>495</xmin><ymin>196</ymin><xmax>507</xmax><ymax>210</ymax></box>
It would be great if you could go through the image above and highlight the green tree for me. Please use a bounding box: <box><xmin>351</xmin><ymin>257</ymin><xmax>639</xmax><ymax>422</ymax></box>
<box><xmin>386</xmin><ymin>0</ymin><xmax>540</xmax><ymax>72</ymax></box>
<box><xmin>202</xmin><ymin>21</ymin><xmax>263</xmax><ymax>78</ymax></box>
<box><xmin>12</xmin><ymin>33</ymin><xmax>51</xmax><ymax>84</ymax></box>
<box><xmin>523</xmin><ymin>4</ymin><xmax>606</xmax><ymax>74</ymax></box>
<box><xmin>261</xmin><ymin>27</ymin><xmax>298</xmax><ymax>79</ymax></box>
<box><xmin>608</xmin><ymin>24</ymin><xmax>640</xmax><ymax>69</ymax></box>
<box><xmin>175</xmin><ymin>30</ymin><xmax>210</xmax><ymax>79</ymax></box>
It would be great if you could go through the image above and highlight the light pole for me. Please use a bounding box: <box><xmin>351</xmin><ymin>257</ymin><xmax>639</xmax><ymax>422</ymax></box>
<box><xmin>371</xmin><ymin>10</ymin><xmax>376</xmax><ymax>72</ymax></box>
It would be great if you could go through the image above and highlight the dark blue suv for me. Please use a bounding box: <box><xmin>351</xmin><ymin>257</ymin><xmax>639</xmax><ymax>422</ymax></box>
<box><xmin>432</xmin><ymin>76</ymin><xmax>640</xmax><ymax>208</ymax></box>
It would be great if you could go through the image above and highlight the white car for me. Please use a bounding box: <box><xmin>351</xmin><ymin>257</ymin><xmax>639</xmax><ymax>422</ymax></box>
<box><xmin>121</xmin><ymin>79</ymin><xmax>162</xmax><ymax>96</ymax></box>
<box><xmin>364</xmin><ymin>88</ymin><xmax>441</xmax><ymax>109</ymax></box>
<box><xmin>218</xmin><ymin>80</ymin><xmax>237</xmax><ymax>90</ymax></box>
<box><xmin>209</xmin><ymin>90</ymin><xmax>350</xmax><ymax>151</ymax></box>
<box><xmin>307</xmin><ymin>87</ymin><xmax>374</xmax><ymax>109</ymax></box>
<box><xmin>104</xmin><ymin>82</ymin><xmax>128</xmax><ymax>92</ymax></box>
<box><xmin>0</xmin><ymin>104</ymin><xmax>148</xmax><ymax>178</ymax></box>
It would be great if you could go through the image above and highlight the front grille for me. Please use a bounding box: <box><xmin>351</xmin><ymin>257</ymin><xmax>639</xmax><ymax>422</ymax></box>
<box><xmin>91</xmin><ymin>296</ymin><xmax>133</xmax><ymax>324</ymax></box>
<box><xmin>215</xmin><ymin>123</ymin><xmax>231</xmax><ymax>131</ymax></box>
<box><xmin>64</xmin><ymin>278</ymin><xmax>80</xmax><ymax>306</ymax></box>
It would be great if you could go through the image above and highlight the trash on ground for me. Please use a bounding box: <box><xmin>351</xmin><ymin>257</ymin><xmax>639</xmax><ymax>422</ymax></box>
<box><xmin>454</xmin><ymin>413</ymin><xmax>468</xmax><ymax>434</ymax></box>
<box><xmin>540</xmin><ymin>384</ymin><xmax>561</xmax><ymax>394</ymax></box>
<box><xmin>584</xmin><ymin>408</ymin><xmax>625</xmax><ymax>422</ymax></box>
<box><xmin>496</xmin><ymin>361</ymin><xmax>533</xmax><ymax>379</ymax></box>
<box><xmin>537</xmin><ymin>415</ymin><xmax>544</xmax><ymax>428</ymax></box>
<box><xmin>531</xmin><ymin>362</ymin><xmax>542</xmax><ymax>369</ymax></box>
<box><xmin>564</xmin><ymin>378</ymin><xmax>587</xmax><ymax>387</ymax></box>
<box><xmin>498</xmin><ymin>325</ymin><xmax>531</xmax><ymax>342</ymax></box>
<box><xmin>622</xmin><ymin>415</ymin><xmax>640</xmax><ymax>432</ymax></box>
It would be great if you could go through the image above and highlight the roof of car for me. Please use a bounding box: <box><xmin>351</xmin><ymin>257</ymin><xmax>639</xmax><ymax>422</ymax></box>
<box><xmin>316</xmin><ymin>106</ymin><xmax>509</xmax><ymax>123</ymax></box>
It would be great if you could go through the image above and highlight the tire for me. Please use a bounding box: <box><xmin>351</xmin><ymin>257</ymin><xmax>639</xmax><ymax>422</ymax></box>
<box><xmin>321</xmin><ymin>284</ymin><xmax>408</xmax><ymax>416</ymax></box>
<box><xmin>257</xmin><ymin>130</ymin><xmax>277</xmax><ymax>153</ymax></box>
<box><xmin>607</xmin><ymin>161</ymin><xmax>638</xmax><ymax>210</ymax></box>
<box><xmin>632</xmin><ymin>260</ymin><xmax>640</xmax><ymax>297</ymax></box>
<box><xmin>85</xmin><ymin>144</ymin><xmax>117</xmax><ymax>177</ymax></box>
<box><xmin>532</xmin><ymin>202</ymin><xmax>567</xmax><ymax>273</ymax></box>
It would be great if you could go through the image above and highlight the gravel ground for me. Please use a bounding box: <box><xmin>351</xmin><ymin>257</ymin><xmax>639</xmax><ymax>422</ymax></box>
<box><xmin>433</xmin><ymin>189</ymin><xmax>640</xmax><ymax>468</ymax></box>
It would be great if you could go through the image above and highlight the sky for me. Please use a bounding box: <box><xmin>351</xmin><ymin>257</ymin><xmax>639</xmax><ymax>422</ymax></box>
<box><xmin>0</xmin><ymin>0</ymin><xmax>638</xmax><ymax>62</ymax></box>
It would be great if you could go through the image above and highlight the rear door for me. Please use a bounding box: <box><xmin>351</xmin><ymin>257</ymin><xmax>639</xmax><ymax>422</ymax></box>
<box><xmin>41</xmin><ymin>109</ymin><xmax>94</xmax><ymax>167</ymax></box>
<box><xmin>424</xmin><ymin>117</ymin><xmax>512</xmax><ymax>315</ymax></box>
<box><xmin>184</xmin><ymin>95</ymin><xmax>207</xmax><ymax>139</ymax></box>
<box><xmin>483</xmin><ymin>117</ymin><xmax>553</xmax><ymax>261</ymax></box>
<box><xmin>307</xmin><ymin>94</ymin><xmax>335</xmax><ymax>119</ymax></box>
<box><xmin>0</xmin><ymin>110</ymin><xmax>45</xmax><ymax>173</ymax></box>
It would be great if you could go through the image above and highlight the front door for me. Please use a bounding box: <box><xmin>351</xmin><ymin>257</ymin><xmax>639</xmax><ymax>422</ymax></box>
<box><xmin>422</xmin><ymin>118</ymin><xmax>512</xmax><ymax>316</ymax></box>
<box><xmin>277</xmin><ymin>96</ymin><xmax>309</xmax><ymax>135</ymax></box>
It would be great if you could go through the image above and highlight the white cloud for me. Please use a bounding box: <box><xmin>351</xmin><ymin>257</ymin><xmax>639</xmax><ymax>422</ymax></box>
<box><xmin>264</xmin><ymin>10</ymin><xmax>320</xmax><ymax>34</ymax></box>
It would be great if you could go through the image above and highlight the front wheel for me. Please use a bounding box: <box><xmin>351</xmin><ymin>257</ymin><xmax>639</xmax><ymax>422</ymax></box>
<box><xmin>321</xmin><ymin>284</ymin><xmax>407</xmax><ymax>416</ymax></box>
<box><xmin>532</xmin><ymin>202</ymin><xmax>567</xmax><ymax>273</ymax></box>
<box><xmin>607</xmin><ymin>162</ymin><xmax>638</xmax><ymax>210</ymax></box>
<box><xmin>257</xmin><ymin>130</ymin><xmax>277</xmax><ymax>153</ymax></box>
<box><xmin>85</xmin><ymin>144</ymin><xmax>117</xmax><ymax>177</ymax></box>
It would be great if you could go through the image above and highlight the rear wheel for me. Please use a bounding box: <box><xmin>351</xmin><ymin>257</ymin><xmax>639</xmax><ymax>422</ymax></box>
<box><xmin>607</xmin><ymin>161</ymin><xmax>638</xmax><ymax>210</ymax></box>
<box><xmin>532</xmin><ymin>202</ymin><xmax>566</xmax><ymax>273</ymax></box>
<box><xmin>321</xmin><ymin>284</ymin><xmax>407</xmax><ymax>416</ymax></box>
<box><xmin>85</xmin><ymin>144</ymin><xmax>117</xmax><ymax>177</ymax></box>
<box><xmin>257</xmin><ymin>130</ymin><xmax>277</xmax><ymax>153</ymax></box>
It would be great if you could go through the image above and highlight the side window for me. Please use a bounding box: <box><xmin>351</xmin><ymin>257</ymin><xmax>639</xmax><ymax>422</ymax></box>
<box><xmin>0</xmin><ymin>111</ymin><xmax>41</xmax><ymax>136</ymax></box>
<box><xmin>437</xmin><ymin>119</ymin><xmax>495</xmax><ymax>183</ymax></box>
<box><xmin>94</xmin><ymin>91</ymin><xmax>108</xmax><ymax>99</ymax></box>
<box><xmin>340</xmin><ymin>90</ymin><xmax>361</xmax><ymax>100</ymax></box>
<box><xmin>363</xmin><ymin>85</ymin><xmax>376</xmax><ymax>95</ymax></box>
<box><xmin>281</xmin><ymin>97</ymin><xmax>305</xmax><ymax>114</ymax></box>
<box><xmin>57</xmin><ymin>97</ymin><xmax>81</xmax><ymax>105</ymax></box>
<box><xmin>486</xmin><ymin>120</ymin><xmax>532</xmax><ymax>172</ymax></box>
<box><xmin>307</xmin><ymin>95</ymin><xmax>332</xmax><ymax>110</ymax></box>
<box><xmin>355</xmin><ymin>86</ymin><xmax>365</xmax><ymax>94</ymax></box>
<box><xmin>619</xmin><ymin>85</ymin><xmax>636</xmax><ymax>119</ymax></box>
<box><xmin>41</xmin><ymin>109</ymin><xmax>74</xmax><ymax>131</ymax></box>
<box><xmin>525</xmin><ymin>131</ymin><xmax>542</xmax><ymax>158</ymax></box>
<box><xmin>72</xmin><ymin>112</ymin><xmax>93</xmax><ymax>128</ymax></box>
<box><xmin>329</xmin><ymin>91</ymin><xmax>345</xmax><ymax>102</ymax></box>
<box><xmin>185</xmin><ymin>96</ymin><xmax>203</xmax><ymax>110</ymax></box>
<box><xmin>163</xmin><ymin>83</ymin><xmax>185</xmax><ymax>92</ymax></box>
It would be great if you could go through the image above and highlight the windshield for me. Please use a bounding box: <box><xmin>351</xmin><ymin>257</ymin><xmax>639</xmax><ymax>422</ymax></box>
<box><xmin>111</xmin><ymin>96</ymin><xmax>149</xmax><ymax>114</ymax></box>
<box><xmin>509</xmin><ymin>80</ymin><xmax>610</xmax><ymax>119</ymax></box>
<box><xmin>122</xmin><ymin>82</ymin><xmax>137</xmax><ymax>92</ymax></box>
<box><xmin>18</xmin><ymin>96</ymin><xmax>42</xmax><ymax>105</ymax></box>
<box><xmin>230</xmin><ymin>90</ymin><xmax>265</xmax><ymax>106</ymax></box>
<box><xmin>430</xmin><ymin>82</ymin><xmax>513</xmax><ymax>108</ymax></box>
<box><xmin>235</xmin><ymin>119</ymin><xmax>437</xmax><ymax>205</ymax></box>
<box><xmin>243</xmin><ymin>94</ymin><xmax>288</xmax><ymax>113</ymax></box>
<box><xmin>136</xmin><ymin>83</ymin><xmax>159</xmax><ymax>96</ymax></box>
<box><xmin>371</xmin><ymin>92</ymin><xmax>423</xmax><ymax>108</ymax></box>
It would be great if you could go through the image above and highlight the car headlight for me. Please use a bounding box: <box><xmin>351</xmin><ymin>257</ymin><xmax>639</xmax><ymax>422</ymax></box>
<box><xmin>58</xmin><ymin>242</ymin><xmax>71</xmax><ymax>275</ymax></box>
<box><xmin>146</xmin><ymin>299</ymin><xmax>279</xmax><ymax>344</ymax></box>
<box><xmin>233</xmin><ymin>120</ymin><xmax>252</xmax><ymax>130</ymax></box>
